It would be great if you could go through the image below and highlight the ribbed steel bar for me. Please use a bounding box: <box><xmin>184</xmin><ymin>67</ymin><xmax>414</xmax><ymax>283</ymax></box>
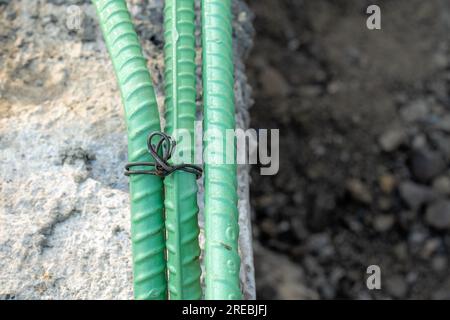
<box><xmin>202</xmin><ymin>0</ymin><xmax>242</xmax><ymax>299</ymax></box>
<box><xmin>92</xmin><ymin>0</ymin><xmax>167</xmax><ymax>300</ymax></box>
<box><xmin>163</xmin><ymin>0</ymin><xmax>202</xmax><ymax>299</ymax></box>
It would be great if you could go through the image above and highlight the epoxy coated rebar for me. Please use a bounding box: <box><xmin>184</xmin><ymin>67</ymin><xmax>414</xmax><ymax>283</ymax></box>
<box><xmin>163</xmin><ymin>0</ymin><xmax>202</xmax><ymax>299</ymax></box>
<box><xmin>202</xmin><ymin>0</ymin><xmax>242</xmax><ymax>299</ymax></box>
<box><xmin>92</xmin><ymin>0</ymin><xmax>167</xmax><ymax>299</ymax></box>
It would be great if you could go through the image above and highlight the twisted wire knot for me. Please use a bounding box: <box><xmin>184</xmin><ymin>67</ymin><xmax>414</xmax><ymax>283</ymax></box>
<box><xmin>125</xmin><ymin>131</ymin><xmax>202</xmax><ymax>179</ymax></box>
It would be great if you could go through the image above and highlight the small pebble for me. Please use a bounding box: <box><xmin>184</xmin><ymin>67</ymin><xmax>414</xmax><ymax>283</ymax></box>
<box><xmin>378</xmin><ymin>128</ymin><xmax>406</xmax><ymax>152</ymax></box>
<box><xmin>426</xmin><ymin>200</ymin><xmax>450</xmax><ymax>230</ymax></box>
<box><xmin>432</xmin><ymin>176</ymin><xmax>450</xmax><ymax>195</ymax></box>
<box><xmin>346</xmin><ymin>179</ymin><xmax>372</xmax><ymax>204</ymax></box>
<box><xmin>379</xmin><ymin>174</ymin><xmax>396</xmax><ymax>194</ymax></box>
<box><xmin>399</xmin><ymin>181</ymin><xmax>436</xmax><ymax>210</ymax></box>
<box><xmin>410</xmin><ymin>149</ymin><xmax>446</xmax><ymax>182</ymax></box>
<box><xmin>385</xmin><ymin>275</ymin><xmax>408</xmax><ymax>298</ymax></box>
<box><xmin>373</xmin><ymin>214</ymin><xmax>395</xmax><ymax>232</ymax></box>
<box><xmin>400</xmin><ymin>100</ymin><xmax>428</xmax><ymax>123</ymax></box>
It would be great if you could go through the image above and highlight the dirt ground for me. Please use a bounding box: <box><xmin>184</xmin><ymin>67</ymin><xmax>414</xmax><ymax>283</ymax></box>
<box><xmin>247</xmin><ymin>0</ymin><xmax>450</xmax><ymax>299</ymax></box>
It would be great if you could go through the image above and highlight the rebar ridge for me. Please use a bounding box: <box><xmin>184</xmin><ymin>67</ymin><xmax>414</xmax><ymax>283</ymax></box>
<box><xmin>202</xmin><ymin>0</ymin><xmax>242</xmax><ymax>299</ymax></box>
<box><xmin>92</xmin><ymin>0</ymin><xmax>167</xmax><ymax>300</ymax></box>
<box><xmin>163</xmin><ymin>0</ymin><xmax>202</xmax><ymax>299</ymax></box>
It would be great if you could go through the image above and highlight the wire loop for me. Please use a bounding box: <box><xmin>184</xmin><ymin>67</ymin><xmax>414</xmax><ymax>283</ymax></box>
<box><xmin>125</xmin><ymin>131</ymin><xmax>202</xmax><ymax>179</ymax></box>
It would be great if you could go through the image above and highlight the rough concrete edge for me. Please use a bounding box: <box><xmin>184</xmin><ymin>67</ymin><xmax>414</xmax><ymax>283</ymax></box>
<box><xmin>230</xmin><ymin>0</ymin><xmax>256</xmax><ymax>300</ymax></box>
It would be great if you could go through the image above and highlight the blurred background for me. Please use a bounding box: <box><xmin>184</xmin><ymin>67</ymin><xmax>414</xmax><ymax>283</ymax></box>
<box><xmin>247</xmin><ymin>0</ymin><xmax>450</xmax><ymax>299</ymax></box>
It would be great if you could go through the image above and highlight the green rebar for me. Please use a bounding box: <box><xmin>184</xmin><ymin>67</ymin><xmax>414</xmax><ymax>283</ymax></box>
<box><xmin>163</xmin><ymin>0</ymin><xmax>202</xmax><ymax>299</ymax></box>
<box><xmin>202</xmin><ymin>0</ymin><xmax>242</xmax><ymax>299</ymax></box>
<box><xmin>92</xmin><ymin>0</ymin><xmax>167</xmax><ymax>299</ymax></box>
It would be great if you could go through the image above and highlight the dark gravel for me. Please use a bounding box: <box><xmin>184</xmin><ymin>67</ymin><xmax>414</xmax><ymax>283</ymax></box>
<box><xmin>247</xmin><ymin>0</ymin><xmax>450</xmax><ymax>299</ymax></box>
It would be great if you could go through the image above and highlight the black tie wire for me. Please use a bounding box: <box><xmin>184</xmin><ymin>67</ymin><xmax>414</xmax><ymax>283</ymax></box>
<box><xmin>125</xmin><ymin>131</ymin><xmax>203</xmax><ymax>179</ymax></box>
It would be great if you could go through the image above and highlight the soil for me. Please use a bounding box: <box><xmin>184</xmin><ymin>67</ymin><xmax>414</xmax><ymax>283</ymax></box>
<box><xmin>247</xmin><ymin>0</ymin><xmax>450</xmax><ymax>299</ymax></box>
